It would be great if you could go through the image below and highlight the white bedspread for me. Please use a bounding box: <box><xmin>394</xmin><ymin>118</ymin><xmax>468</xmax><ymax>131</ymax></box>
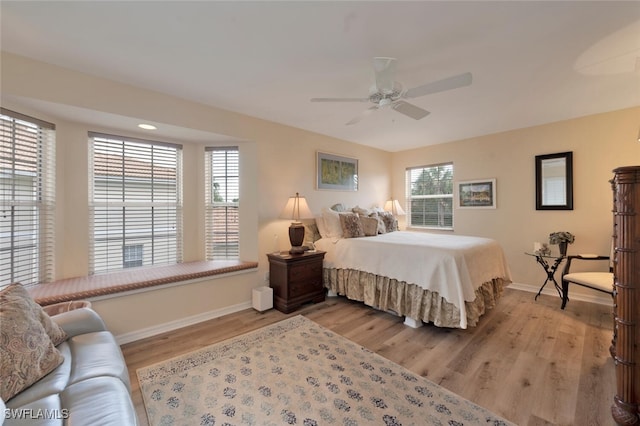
<box><xmin>314</xmin><ymin>231</ymin><xmax>512</xmax><ymax>325</ymax></box>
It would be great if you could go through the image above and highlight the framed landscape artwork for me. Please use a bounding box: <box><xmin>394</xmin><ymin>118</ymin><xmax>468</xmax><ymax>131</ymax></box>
<box><xmin>316</xmin><ymin>152</ymin><xmax>358</xmax><ymax>191</ymax></box>
<box><xmin>457</xmin><ymin>179</ymin><xmax>496</xmax><ymax>209</ymax></box>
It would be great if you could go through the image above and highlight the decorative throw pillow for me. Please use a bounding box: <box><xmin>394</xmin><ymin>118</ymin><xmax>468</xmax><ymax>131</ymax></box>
<box><xmin>360</xmin><ymin>216</ymin><xmax>379</xmax><ymax>236</ymax></box>
<box><xmin>0</xmin><ymin>284</ymin><xmax>65</xmax><ymax>401</ymax></box>
<box><xmin>1</xmin><ymin>284</ymin><xmax>67</xmax><ymax>346</ymax></box>
<box><xmin>321</xmin><ymin>207</ymin><xmax>344</xmax><ymax>238</ymax></box>
<box><xmin>339</xmin><ymin>212</ymin><xmax>365</xmax><ymax>238</ymax></box>
<box><xmin>379</xmin><ymin>211</ymin><xmax>398</xmax><ymax>233</ymax></box>
<box><xmin>302</xmin><ymin>220</ymin><xmax>321</xmax><ymax>247</ymax></box>
<box><xmin>351</xmin><ymin>205</ymin><xmax>372</xmax><ymax>216</ymax></box>
<box><xmin>369</xmin><ymin>212</ymin><xmax>387</xmax><ymax>234</ymax></box>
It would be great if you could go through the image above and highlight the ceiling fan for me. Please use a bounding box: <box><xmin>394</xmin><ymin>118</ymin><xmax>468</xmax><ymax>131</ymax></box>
<box><xmin>310</xmin><ymin>57</ymin><xmax>472</xmax><ymax>125</ymax></box>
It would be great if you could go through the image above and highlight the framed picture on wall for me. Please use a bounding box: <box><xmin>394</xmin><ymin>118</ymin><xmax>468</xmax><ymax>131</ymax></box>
<box><xmin>316</xmin><ymin>151</ymin><xmax>358</xmax><ymax>191</ymax></box>
<box><xmin>457</xmin><ymin>179</ymin><xmax>496</xmax><ymax>208</ymax></box>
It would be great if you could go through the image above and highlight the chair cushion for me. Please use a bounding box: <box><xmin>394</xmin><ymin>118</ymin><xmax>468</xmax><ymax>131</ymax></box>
<box><xmin>67</xmin><ymin>332</ymin><xmax>131</xmax><ymax>391</ymax></box>
<box><xmin>61</xmin><ymin>377</ymin><xmax>137</xmax><ymax>426</ymax></box>
<box><xmin>3</xmin><ymin>394</ymin><xmax>64</xmax><ymax>426</ymax></box>
<box><xmin>564</xmin><ymin>272</ymin><xmax>614</xmax><ymax>291</ymax></box>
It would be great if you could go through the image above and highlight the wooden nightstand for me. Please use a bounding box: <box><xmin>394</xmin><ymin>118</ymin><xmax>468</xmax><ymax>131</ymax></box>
<box><xmin>267</xmin><ymin>250</ymin><xmax>326</xmax><ymax>313</ymax></box>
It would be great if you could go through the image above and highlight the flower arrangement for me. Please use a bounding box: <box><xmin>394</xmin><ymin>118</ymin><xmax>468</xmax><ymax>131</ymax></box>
<box><xmin>549</xmin><ymin>231</ymin><xmax>575</xmax><ymax>245</ymax></box>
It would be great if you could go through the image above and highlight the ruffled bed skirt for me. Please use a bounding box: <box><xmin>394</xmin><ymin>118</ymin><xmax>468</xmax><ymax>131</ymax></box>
<box><xmin>323</xmin><ymin>268</ymin><xmax>509</xmax><ymax>328</ymax></box>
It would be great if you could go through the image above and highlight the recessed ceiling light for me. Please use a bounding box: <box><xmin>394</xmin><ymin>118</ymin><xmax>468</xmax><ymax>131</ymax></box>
<box><xmin>138</xmin><ymin>124</ymin><xmax>157</xmax><ymax>130</ymax></box>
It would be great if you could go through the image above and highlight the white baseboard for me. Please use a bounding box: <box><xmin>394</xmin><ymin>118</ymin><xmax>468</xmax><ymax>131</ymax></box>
<box><xmin>115</xmin><ymin>300</ymin><xmax>253</xmax><ymax>345</ymax></box>
<box><xmin>114</xmin><ymin>284</ymin><xmax>611</xmax><ymax>345</ymax></box>
<box><xmin>508</xmin><ymin>282</ymin><xmax>612</xmax><ymax>306</ymax></box>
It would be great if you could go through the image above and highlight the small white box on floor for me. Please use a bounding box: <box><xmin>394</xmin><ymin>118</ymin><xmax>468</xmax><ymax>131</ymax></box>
<box><xmin>252</xmin><ymin>286</ymin><xmax>273</xmax><ymax>312</ymax></box>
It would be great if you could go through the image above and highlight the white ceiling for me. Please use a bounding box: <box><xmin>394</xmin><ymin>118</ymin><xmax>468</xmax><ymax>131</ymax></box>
<box><xmin>2</xmin><ymin>1</ymin><xmax>639</xmax><ymax>152</ymax></box>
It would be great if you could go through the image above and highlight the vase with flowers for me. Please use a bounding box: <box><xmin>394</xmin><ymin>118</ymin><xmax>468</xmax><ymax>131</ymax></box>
<box><xmin>549</xmin><ymin>231</ymin><xmax>575</xmax><ymax>256</ymax></box>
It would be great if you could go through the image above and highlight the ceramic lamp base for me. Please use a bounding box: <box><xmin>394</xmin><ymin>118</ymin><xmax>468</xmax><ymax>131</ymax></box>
<box><xmin>288</xmin><ymin>222</ymin><xmax>305</xmax><ymax>254</ymax></box>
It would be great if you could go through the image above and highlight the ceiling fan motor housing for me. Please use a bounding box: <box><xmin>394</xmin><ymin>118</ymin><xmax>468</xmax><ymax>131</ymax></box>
<box><xmin>369</xmin><ymin>82</ymin><xmax>403</xmax><ymax>105</ymax></box>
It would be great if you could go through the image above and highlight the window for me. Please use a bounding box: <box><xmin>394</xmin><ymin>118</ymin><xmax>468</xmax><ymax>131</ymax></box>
<box><xmin>89</xmin><ymin>133</ymin><xmax>182</xmax><ymax>274</ymax></box>
<box><xmin>123</xmin><ymin>244</ymin><xmax>144</xmax><ymax>268</ymax></box>
<box><xmin>205</xmin><ymin>147</ymin><xmax>239</xmax><ymax>260</ymax></box>
<box><xmin>0</xmin><ymin>108</ymin><xmax>56</xmax><ymax>287</ymax></box>
<box><xmin>406</xmin><ymin>163</ymin><xmax>454</xmax><ymax>229</ymax></box>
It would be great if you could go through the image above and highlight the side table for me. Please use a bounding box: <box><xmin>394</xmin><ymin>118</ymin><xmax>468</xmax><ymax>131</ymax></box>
<box><xmin>267</xmin><ymin>250</ymin><xmax>326</xmax><ymax>313</ymax></box>
<box><xmin>525</xmin><ymin>252</ymin><xmax>565</xmax><ymax>301</ymax></box>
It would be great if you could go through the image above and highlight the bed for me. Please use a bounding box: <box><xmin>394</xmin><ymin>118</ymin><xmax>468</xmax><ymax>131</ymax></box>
<box><xmin>312</xmin><ymin>222</ymin><xmax>512</xmax><ymax>329</ymax></box>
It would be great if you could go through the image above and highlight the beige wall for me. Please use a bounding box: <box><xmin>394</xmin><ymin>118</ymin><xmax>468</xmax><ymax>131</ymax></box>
<box><xmin>391</xmin><ymin>107</ymin><xmax>640</xmax><ymax>300</ymax></box>
<box><xmin>2</xmin><ymin>52</ymin><xmax>637</xmax><ymax>337</ymax></box>
<box><xmin>1</xmin><ymin>52</ymin><xmax>390</xmax><ymax>337</ymax></box>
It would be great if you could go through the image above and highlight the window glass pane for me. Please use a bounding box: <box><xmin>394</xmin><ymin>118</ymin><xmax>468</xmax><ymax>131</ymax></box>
<box><xmin>123</xmin><ymin>244</ymin><xmax>144</xmax><ymax>268</ymax></box>
<box><xmin>205</xmin><ymin>147</ymin><xmax>239</xmax><ymax>260</ymax></box>
<box><xmin>0</xmin><ymin>110</ymin><xmax>55</xmax><ymax>287</ymax></box>
<box><xmin>89</xmin><ymin>134</ymin><xmax>182</xmax><ymax>274</ymax></box>
<box><xmin>406</xmin><ymin>163</ymin><xmax>453</xmax><ymax>229</ymax></box>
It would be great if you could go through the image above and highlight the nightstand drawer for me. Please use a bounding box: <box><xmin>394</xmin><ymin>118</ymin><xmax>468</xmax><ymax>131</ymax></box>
<box><xmin>289</xmin><ymin>261</ymin><xmax>323</xmax><ymax>283</ymax></box>
<box><xmin>289</xmin><ymin>276</ymin><xmax>322</xmax><ymax>298</ymax></box>
<box><xmin>267</xmin><ymin>250</ymin><xmax>326</xmax><ymax>314</ymax></box>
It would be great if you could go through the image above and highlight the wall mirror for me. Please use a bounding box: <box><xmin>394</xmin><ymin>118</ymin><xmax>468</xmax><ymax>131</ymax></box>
<box><xmin>535</xmin><ymin>151</ymin><xmax>573</xmax><ymax>210</ymax></box>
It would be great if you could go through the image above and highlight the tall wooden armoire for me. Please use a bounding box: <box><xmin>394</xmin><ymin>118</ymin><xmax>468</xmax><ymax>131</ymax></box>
<box><xmin>611</xmin><ymin>165</ymin><xmax>640</xmax><ymax>425</ymax></box>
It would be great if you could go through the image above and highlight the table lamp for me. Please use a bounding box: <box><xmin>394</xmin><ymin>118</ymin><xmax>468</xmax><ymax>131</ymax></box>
<box><xmin>384</xmin><ymin>199</ymin><xmax>406</xmax><ymax>216</ymax></box>
<box><xmin>280</xmin><ymin>192</ymin><xmax>314</xmax><ymax>254</ymax></box>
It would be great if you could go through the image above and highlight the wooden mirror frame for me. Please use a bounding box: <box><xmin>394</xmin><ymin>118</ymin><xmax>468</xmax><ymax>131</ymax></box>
<box><xmin>535</xmin><ymin>151</ymin><xmax>573</xmax><ymax>210</ymax></box>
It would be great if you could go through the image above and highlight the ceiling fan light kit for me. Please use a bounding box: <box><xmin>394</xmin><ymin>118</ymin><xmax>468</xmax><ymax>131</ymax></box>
<box><xmin>311</xmin><ymin>57</ymin><xmax>472</xmax><ymax>125</ymax></box>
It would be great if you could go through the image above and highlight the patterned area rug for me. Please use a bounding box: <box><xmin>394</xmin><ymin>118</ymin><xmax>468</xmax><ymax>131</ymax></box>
<box><xmin>138</xmin><ymin>316</ymin><xmax>514</xmax><ymax>426</ymax></box>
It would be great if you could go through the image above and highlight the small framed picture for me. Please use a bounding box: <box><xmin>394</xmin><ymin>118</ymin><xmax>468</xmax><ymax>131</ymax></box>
<box><xmin>316</xmin><ymin>151</ymin><xmax>358</xmax><ymax>191</ymax></box>
<box><xmin>457</xmin><ymin>179</ymin><xmax>496</xmax><ymax>209</ymax></box>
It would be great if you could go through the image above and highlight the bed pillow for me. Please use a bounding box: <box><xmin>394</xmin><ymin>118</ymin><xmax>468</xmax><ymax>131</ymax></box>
<box><xmin>379</xmin><ymin>211</ymin><xmax>398</xmax><ymax>233</ymax></box>
<box><xmin>339</xmin><ymin>212</ymin><xmax>365</xmax><ymax>238</ymax></box>
<box><xmin>331</xmin><ymin>203</ymin><xmax>347</xmax><ymax>212</ymax></box>
<box><xmin>352</xmin><ymin>205</ymin><xmax>372</xmax><ymax>216</ymax></box>
<box><xmin>322</xmin><ymin>207</ymin><xmax>344</xmax><ymax>238</ymax></box>
<box><xmin>369</xmin><ymin>212</ymin><xmax>387</xmax><ymax>234</ymax></box>
<box><xmin>0</xmin><ymin>284</ymin><xmax>65</xmax><ymax>401</ymax></box>
<box><xmin>360</xmin><ymin>216</ymin><xmax>379</xmax><ymax>236</ymax></box>
<box><xmin>315</xmin><ymin>215</ymin><xmax>329</xmax><ymax>239</ymax></box>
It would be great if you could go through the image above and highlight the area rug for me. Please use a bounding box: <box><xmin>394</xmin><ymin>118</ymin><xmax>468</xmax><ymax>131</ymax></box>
<box><xmin>138</xmin><ymin>316</ymin><xmax>514</xmax><ymax>426</ymax></box>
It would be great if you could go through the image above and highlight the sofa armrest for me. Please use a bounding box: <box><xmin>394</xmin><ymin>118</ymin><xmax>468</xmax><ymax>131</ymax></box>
<box><xmin>51</xmin><ymin>308</ymin><xmax>107</xmax><ymax>338</ymax></box>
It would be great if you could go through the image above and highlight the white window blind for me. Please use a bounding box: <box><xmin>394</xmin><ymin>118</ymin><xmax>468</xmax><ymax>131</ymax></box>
<box><xmin>205</xmin><ymin>147</ymin><xmax>239</xmax><ymax>260</ymax></box>
<box><xmin>0</xmin><ymin>108</ymin><xmax>56</xmax><ymax>288</ymax></box>
<box><xmin>406</xmin><ymin>163</ymin><xmax>454</xmax><ymax>229</ymax></box>
<box><xmin>89</xmin><ymin>133</ymin><xmax>183</xmax><ymax>274</ymax></box>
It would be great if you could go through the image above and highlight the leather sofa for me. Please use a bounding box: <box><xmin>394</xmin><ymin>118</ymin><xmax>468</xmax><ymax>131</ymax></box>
<box><xmin>2</xmin><ymin>307</ymin><xmax>138</xmax><ymax>425</ymax></box>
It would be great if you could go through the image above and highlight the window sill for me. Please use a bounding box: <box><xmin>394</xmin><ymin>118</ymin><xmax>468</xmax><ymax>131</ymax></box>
<box><xmin>406</xmin><ymin>226</ymin><xmax>454</xmax><ymax>232</ymax></box>
<box><xmin>28</xmin><ymin>260</ymin><xmax>258</xmax><ymax>306</ymax></box>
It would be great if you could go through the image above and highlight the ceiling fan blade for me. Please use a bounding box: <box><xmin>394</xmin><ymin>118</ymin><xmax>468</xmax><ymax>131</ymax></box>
<box><xmin>346</xmin><ymin>106</ymin><xmax>379</xmax><ymax>126</ymax></box>
<box><xmin>391</xmin><ymin>100</ymin><xmax>430</xmax><ymax>120</ymax></box>
<box><xmin>404</xmin><ymin>72</ymin><xmax>472</xmax><ymax>99</ymax></box>
<box><xmin>310</xmin><ymin>97</ymin><xmax>369</xmax><ymax>103</ymax></box>
<box><xmin>373</xmin><ymin>57</ymin><xmax>397</xmax><ymax>94</ymax></box>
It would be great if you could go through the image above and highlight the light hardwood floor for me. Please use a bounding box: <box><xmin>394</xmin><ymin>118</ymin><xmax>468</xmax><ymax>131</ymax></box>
<box><xmin>121</xmin><ymin>287</ymin><xmax>616</xmax><ymax>426</ymax></box>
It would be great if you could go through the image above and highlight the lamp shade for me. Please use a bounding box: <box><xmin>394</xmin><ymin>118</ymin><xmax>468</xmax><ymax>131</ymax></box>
<box><xmin>280</xmin><ymin>193</ymin><xmax>314</xmax><ymax>222</ymax></box>
<box><xmin>384</xmin><ymin>199</ymin><xmax>406</xmax><ymax>216</ymax></box>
